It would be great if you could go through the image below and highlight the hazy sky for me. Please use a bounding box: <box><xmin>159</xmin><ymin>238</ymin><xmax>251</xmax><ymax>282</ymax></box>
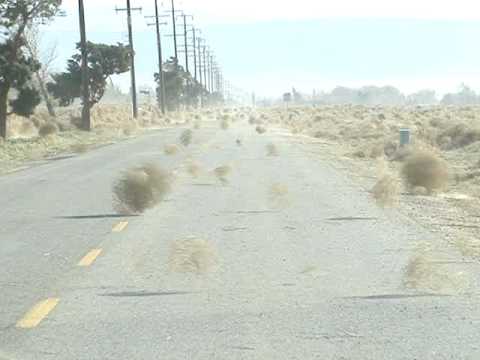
<box><xmin>42</xmin><ymin>0</ymin><xmax>480</xmax><ymax>97</ymax></box>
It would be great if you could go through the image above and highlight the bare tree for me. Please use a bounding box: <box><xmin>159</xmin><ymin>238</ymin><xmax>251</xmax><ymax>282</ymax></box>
<box><xmin>24</xmin><ymin>24</ymin><xmax>58</xmax><ymax>117</ymax></box>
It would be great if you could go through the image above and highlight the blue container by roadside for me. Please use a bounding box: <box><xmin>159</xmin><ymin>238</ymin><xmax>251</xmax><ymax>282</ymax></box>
<box><xmin>399</xmin><ymin>128</ymin><xmax>411</xmax><ymax>147</ymax></box>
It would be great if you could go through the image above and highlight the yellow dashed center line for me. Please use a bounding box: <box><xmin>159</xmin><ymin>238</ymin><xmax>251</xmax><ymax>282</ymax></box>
<box><xmin>16</xmin><ymin>298</ymin><xmax>59</xmax><ymax>329</ymax></box>
<box><xmin>77</xmin><ymin>248</ymin><xmax>102</xmax><ymax>267</ymax></box>
<box><xmin>112</xmin><ymin>221</ymin><xmax>128</xmax><ymax>232</ymax></box>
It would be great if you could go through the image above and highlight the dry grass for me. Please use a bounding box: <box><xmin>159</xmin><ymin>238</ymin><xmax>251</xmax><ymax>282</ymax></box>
<box><xmin>186</xmin><ymin>160</ymin><xmax>202</xmax><ymax>178</ymax></box>
<box><xmin>268</xmin><ymin>183</ymin><xmax>290</xmax><ymax>208</ymax></box>
<box><xmin>7</xmin><ymin>117</ymin><xmax>37</xmax><ymax>138</ymax></box>
<box><xmin>220</xmin><ymin>119</ymin><xmax>230</xmax><ymax>130</ymax></box>
<box><xmin>0</xmin><ymin>105</ymin><xmax>177</xmax><ymax>174</ymax></box>
<box><xmin>412</xmin><ymin>186</ymin><xmax>429</xmax><ymax>196</ymax></box>
<box><xmin>193</xmin><ymin>120</ymin><xmax>202</xmax><ymax>129</ymax></box>
<box><xmin>164</xmin><ymin>144</ymin><xmax>179</xmax><ymax>155</ymax></box>
<box><xmin>112</xmin><ymin>163</ymin><xmax>172</xmax><ymax>214</ymax></box>
<box><xmin>266</xmin><ymin>143</ymin><xmax>279</xmax><ymax>156</ymax></box>
<box><xmin>453</xmin><ymin>237</ymin><xmax>480</xmax><ymax>258</ymax></box>
<box><xmin>71</xmin><ymin>143</ymin><xmax>89</xmax><ymax>154</ymax></box>
<box><xmin>401</xmin><ymin>150</ymin><xmax>449</xmax><ymax>193</ymax></box>
<box><xmin>437</xmin><ymin>123</ymin><xmax>480</xmax><ymax>149</ymax></box>
<box><xmin>390</xmin><ymin>146</ymin><xmax>412</xmax><ymax>162</ymax></box>
<box><xmin>371</xmin><ymin>173</ymin><xmax>399</xmax><ymax>207</ymax></box>
<box><xmin>122</xmin><ymin>123</ymin><xmax>137</xmax><ymax>136</ymax></box>
<box><xmin>168</xmin><ymin>237</ymin><xmax>218</xmax><ymax>274</ymax></box>
<box><xmin>179</xmin><ymin>129</ymin><xmax>193</xmax><ymax>147</ymax></box>
<box><xmin>270</xmin><ymin>183</ymin><xmax>288</xmax><ymax>197</ymax></box>
<box><xmin>38</xmin><ymin>122</ymin><xmax>58</xmax><ymax>137</ymax></box>
<box><xmin>404</xmin><ymin>253</ymin><xmax>469</xmax><ymax>293</ymax></box>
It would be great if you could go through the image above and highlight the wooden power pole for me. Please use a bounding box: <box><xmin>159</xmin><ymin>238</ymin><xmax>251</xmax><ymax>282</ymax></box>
<box><xmin>115</xmin><ymin>0</ymin><xmax>141</xmax><ymax>119</ymax></box>
<box><xmin>78</xmin><ymin>0</ymin><xmax>90</xmax><ymax>130</ymax></box>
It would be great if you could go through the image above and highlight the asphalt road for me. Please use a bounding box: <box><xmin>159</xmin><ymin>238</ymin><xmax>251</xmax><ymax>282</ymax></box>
<box><xmin>1</xmin><ymin>118</ymin><xmax>479</xmax><ymax>359</ymax></box>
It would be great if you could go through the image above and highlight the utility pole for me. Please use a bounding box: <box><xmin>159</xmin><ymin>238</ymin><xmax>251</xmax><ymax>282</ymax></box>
<box><xmin>115</xmin><ymin>0</ymin><xmax>142</xmax><ymax>119</ymax></box>
<box><xmin>192</xmin><ymin>28</ymin><xmax>197</xmax><ymax>81</ymax></box>
<box><xmin>146</xmin><ymin>0</ymin><xmax>166</xmax><ymax>114</ymax></box>
<box><xmin>205</xmin><ymin>49</ymin><xmax>209</xmax><ymax>93</ymax></box>
<box><xmin>210</xmin><ymin>57</ymin><xmax>215</xmax><ymax>93</ymax></box>
<box><xmin>212</xmin><ymin>64</ymin><xmax>216</xmax><ymax>93</ymax></box>
<box><xmin>155</xmin><ymin>0</ymin><xmax>166</xmax><ymax>114</ymax></box>
<box><xmin>180</xmin><ymin>14</ymin><xmax>191</xmax><ymax>73</ymax></box>
<box><xmin>127</xmin><ymin>0</ymin><xmax>138</xmax><ymax>119</ymax></box>
<box><xmin>170</xmin><ymin>0</ymin><xmax>178</xmax><ymax>62</ymax></box>
<box><xmin>215</xmin><ymin>65</ymin><xmax>218</xmax><ymax>93</ymax></box>
<box><xmin>207</xmin><ymin>53</ymin><xmax>212</xmax><ymax>93</ymax></box>
<box><xmin>197</xmin><ymin>37</ymin><xmax>203</xmax><ymax>106</ymax></box>
<box><xmin>78</xmin><ymin>0</ymin><xmax>90</xmax><ymax>130</ymax></box>
<box><xmin>202</xmin><ymin>45</ymin><xmax>207</xmax><ymax>93</ymax></box>
<box><xmin>197</xmin><ymin>36</ymin><xmax>202</xmax><ymax>88</ymax></box>
<box><xmin>216</xmin><ymin>66</ymin><xmax>219</xmax><ymax>93</ymax></box>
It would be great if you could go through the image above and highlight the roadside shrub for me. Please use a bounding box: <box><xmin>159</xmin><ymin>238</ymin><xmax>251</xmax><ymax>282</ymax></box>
<box><xmin>38</xmin><ymin>122</ymin><xmax>58</xmax><ymax>137</ymax></box>
<box><xmin>164</xmin><ymin>144</ymin><xmax>179</xmax><ymax>155</ymax></box>
<box><xmin>266</xmin><ymin>143</ymin><xmax>278</xmax><ymax>156</ymax></box>
<box><xmin>220</xmin><ymin>119</ymin><xmax>229</xmax><ymax>130</ymax></box>
<box><xmin>255</xmin><ymin>125</ymin><xmax>267</xmax><ymax>134</ymax></box>
<box><xmin>71</xmin><ymin>143</ymin><xmax>89</xmax><ymax>153</ymax></box>
<box><xmin>179</xmin><ymin>129</ymin><xmax>193</xmax><ymax>146</ymax></box>
<box><xmin>437</xmin><ymin>124</ymin><xmax>480</xmax><ymax>149</ymax></box>
<box><xmin>401</xmin><ymin>150</ymin><xmax>448</xmax><ymax>193</ymax></box>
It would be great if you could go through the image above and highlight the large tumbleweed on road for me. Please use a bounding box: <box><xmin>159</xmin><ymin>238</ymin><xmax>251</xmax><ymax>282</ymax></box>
<box><xmin>113</xmin><ymin>163</ymin><xmax>172</xmax><ymax>214</ymax></box>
